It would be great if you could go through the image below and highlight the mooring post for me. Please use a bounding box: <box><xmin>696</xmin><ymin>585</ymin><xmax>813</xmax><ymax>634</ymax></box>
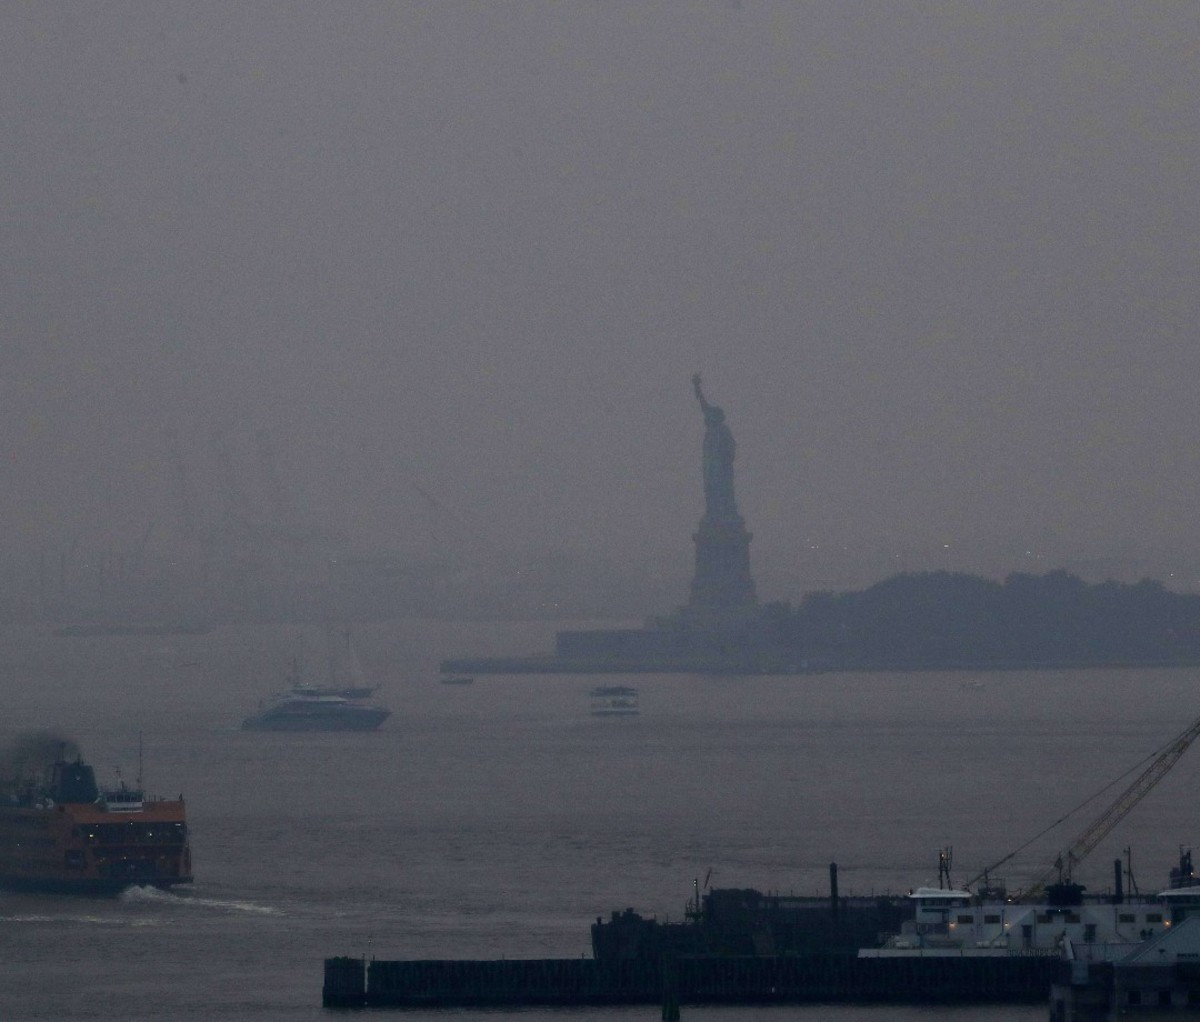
<box><xmin>661</xmin><ymin>950</ymin><xmax>680</xmax><ymax>1021</ymax></box>
<box><xmin>322</xmin><ymin>955</ymin><xmax>367</xmax><ymax>1008</ymax></box>
<box><xmin>830</xmin><ymin>862</ymin><xmax>839</xmax><ymax>927</ymax></box>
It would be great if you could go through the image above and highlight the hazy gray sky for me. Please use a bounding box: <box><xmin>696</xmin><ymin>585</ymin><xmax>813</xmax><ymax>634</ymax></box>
<box><xmin>3</xmin><ymin>3</ymin><xmax>1198</xmax><ymax>594</ymax></box>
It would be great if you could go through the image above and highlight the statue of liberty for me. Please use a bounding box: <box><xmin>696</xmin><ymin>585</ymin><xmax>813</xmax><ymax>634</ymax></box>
<box><xmin>692</xmin><ymin>373</ymin><xmax>739</xmax><ymax>521</ymax></box>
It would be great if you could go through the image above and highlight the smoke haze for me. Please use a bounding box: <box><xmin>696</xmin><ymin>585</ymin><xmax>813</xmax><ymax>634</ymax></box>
<box><xmin>0</xmin><ymin>731</ymin><xmax>80</xmax><ymax>793</ymax></box>
<box><xmin>3</xmin><ymin>3</ymin><xmax>1198</xmax><ymax>609</ymax></box>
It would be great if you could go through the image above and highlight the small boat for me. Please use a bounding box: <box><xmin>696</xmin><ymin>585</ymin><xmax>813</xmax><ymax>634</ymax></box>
<box><xmin>589</xmin><ymin>685</ymin><xmax>639</xmax><ymax>717</ymax></box>
<box><xmin>241</xmin><ymin>690</ymin><xmax>390</xmax><ymax>732</ymax></box>
<box><xmin>440</xmin><ymin>675</ymin><xmax>475</xmax><ymax>686</ymax></box>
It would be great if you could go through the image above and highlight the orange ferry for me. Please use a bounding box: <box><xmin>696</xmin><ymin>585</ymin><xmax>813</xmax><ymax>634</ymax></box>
<box><xmin>0</xmin><ymin>754</ymin><xmax>192</xmax><ymax>894</ymax></box>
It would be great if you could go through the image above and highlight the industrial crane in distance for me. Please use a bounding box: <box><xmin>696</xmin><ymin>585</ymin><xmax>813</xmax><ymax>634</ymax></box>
<box><xmin>967</xmin><ymin>711</ymin><xmax>1200</xmax><ymax>903</ymax></box>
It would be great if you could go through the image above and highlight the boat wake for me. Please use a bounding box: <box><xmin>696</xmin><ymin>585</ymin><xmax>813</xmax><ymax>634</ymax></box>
<box><xmin>0</xmin><ymin>912</ymin><xmax>124</xmax><ymax>925</ymax></box>
<box><xmin>121</xmin><ymin>885</ymin><xmax>280</xmax><ymax>915</ymax></box>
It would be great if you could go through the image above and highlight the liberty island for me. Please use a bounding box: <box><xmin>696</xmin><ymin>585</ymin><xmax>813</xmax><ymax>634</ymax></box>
<box><xmin>440</xmin><ymin>376</ymin><xmax>1200</xmax><ymax>676</ymax></box>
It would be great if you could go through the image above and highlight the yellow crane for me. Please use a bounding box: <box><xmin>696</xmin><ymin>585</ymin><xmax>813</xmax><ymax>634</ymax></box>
<box><xmin>968</xmin><ymin>712</ymin><xmax>1200</xmax><ymax>899</ymax></box>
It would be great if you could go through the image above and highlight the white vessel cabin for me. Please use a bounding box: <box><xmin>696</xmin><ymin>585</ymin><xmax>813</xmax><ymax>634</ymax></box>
<box><xmin>862</xmin><ymin>884</ymin><xmax>1200</xmax><ymax>962</ymax></box>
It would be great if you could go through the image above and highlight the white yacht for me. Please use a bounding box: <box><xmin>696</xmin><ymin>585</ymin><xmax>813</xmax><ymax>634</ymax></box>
<box><xmin>242</xmin><ymin>690</ymin><xmax>390</xmax><ymax>732</ymax></box>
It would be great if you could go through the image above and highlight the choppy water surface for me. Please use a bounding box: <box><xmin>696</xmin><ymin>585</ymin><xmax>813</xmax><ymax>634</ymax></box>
<box><xmin>2</xmin><ymin>619</ymin><xmax>1195</xmax><ymax>1020</ymax></box>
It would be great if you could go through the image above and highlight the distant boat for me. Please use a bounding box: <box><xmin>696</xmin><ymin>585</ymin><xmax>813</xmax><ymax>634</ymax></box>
<box><xmin>589</xmin><ymin>686</ymin><xmax>639</xmax><ymax>717</ymax></box>
<box><xmin>440</xmin><ymin>675</ymin><xmax>475</xmax><ymax>686</ymax></box>
<box><xmin>242</xmin><ymin>627</ymin><xmax>390</xmax><ymax>730</ymax></box>
<box><xmin>241</xmin><ymin>690</ymin><xmax>390</xmax><ymax>732</ymax></box>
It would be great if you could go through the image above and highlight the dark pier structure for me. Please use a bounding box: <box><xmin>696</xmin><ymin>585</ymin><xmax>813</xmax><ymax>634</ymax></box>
<box><xmin>591</xmin><ymin>881</ymin><xmax>910</xmax><ymax>960</ymax></box>
<box><xmin>324</xmin><ymin>870</ymin><xmax>1055</xmax><ymax>1009</ymax></box>
<box><xmin>325</xmin><ymin>953</ymin><xmax>1058</xmax><ymax>1009</ymax></box>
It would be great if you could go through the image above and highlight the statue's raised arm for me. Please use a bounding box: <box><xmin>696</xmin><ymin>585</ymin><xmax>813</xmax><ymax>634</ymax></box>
<box><xmin>689</xmin><ymin>374</ymin><xmax>738</xmax><ymax>521</ymax></box>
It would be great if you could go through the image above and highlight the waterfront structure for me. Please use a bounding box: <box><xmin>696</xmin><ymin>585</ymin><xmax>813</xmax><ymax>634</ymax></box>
<box><xmin>1049</xmin><ymin>912</ymin><xmax>1200</xmax><ymax>1020</ymax></box>
<box><xmin>324</xmin><ymin>869</ymin><xmax>1200</xmax><ymax>1011</ymax></box>
<box><xmin>323</xmin><ymin>951</ymin><xmax>1057</xmax><ymax>1009</ymax></box>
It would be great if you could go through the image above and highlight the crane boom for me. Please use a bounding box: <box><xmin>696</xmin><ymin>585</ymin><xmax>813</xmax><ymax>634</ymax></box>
<box><xmin>1026</xmin><ymin>713</ymin><xmax>1200</xmax><ymax>893</ymax></box>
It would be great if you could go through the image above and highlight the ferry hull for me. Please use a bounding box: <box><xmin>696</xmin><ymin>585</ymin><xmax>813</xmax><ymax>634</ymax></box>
<box><xmin>0</xmin><ymin>874</ymin><xmax>194</xmax><ymax>896</ymax></box>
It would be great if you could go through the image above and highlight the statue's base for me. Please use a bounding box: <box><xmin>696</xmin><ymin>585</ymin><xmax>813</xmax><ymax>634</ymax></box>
<box><xmin>688</xmin><ymin>514</ymin><xmax>757</xmax><ymax>615</ymax></box>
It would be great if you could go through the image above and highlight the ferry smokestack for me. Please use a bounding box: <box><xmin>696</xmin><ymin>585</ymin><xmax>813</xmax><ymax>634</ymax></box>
<box><xmin>1114</xmin><ymin>859</ymin><xmax>1124</xmax><ymax>904</ymax></box>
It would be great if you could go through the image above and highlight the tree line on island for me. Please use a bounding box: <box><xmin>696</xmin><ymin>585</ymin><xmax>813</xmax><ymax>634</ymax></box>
<box><xmin>760</xmin><ymin>569</ymin><xmax>1200</xmax><ymax>669</ymax></box>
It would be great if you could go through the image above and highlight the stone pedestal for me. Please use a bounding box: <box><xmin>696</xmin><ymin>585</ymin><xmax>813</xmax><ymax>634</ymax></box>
<box><xmin>687</xmin><ymin>515</ymin><xmax>757</xmax><ymax>618</ymax></box>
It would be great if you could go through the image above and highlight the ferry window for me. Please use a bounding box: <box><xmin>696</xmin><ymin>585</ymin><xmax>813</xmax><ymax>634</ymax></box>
<box><xmin>984</xmin><ymin>914</ymin><xmax>1001</xmax><ymax>924</ymax></box>
<box><xmin>1037</xmin><ymin>913</ymin><xmax>1053</xmax><ymax>924</ymax></box>
<box><xmin>956</xmin><ymin>915</ymin><xmax>973</xmax><ymax>924</ymax></box>
<box><xmin>1119</xmin><ymin>913</ymin><xmax>1136</xmax><ymax>923</ymax></box>
<box><xmin>1065</xmin><ymin>913</ymin><xmax>1081</xmax><ymax>924</ymax></box>
<box><xmin>1147</xmin><ymin>913</ymin><xmax>1163</xmax><ymax>923</ymax></box>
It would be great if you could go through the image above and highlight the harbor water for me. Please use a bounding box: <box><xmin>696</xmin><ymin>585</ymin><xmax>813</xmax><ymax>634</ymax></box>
<box><xmin>2</xmin><ymin>618</ymin><xmax>1196</xmax><ymax>1021</ymax></box>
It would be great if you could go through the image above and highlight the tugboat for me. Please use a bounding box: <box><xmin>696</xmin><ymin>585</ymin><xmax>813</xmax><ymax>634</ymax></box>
<box><xmin>0</xmin><ymin>748</ymin><xmax>191</xmax><ymax>894</ymax></box>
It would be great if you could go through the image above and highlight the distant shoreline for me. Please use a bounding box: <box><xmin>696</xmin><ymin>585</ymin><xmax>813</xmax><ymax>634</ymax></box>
<box><xmin>439</xmin><ymin>655</ymin><xmax>1200</xmax><ymax>676</ymax></box>
<box><xmin>444</xmin><ymin>568</ymin><xmax>1200</xmax><ymax>677</ymax></box>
